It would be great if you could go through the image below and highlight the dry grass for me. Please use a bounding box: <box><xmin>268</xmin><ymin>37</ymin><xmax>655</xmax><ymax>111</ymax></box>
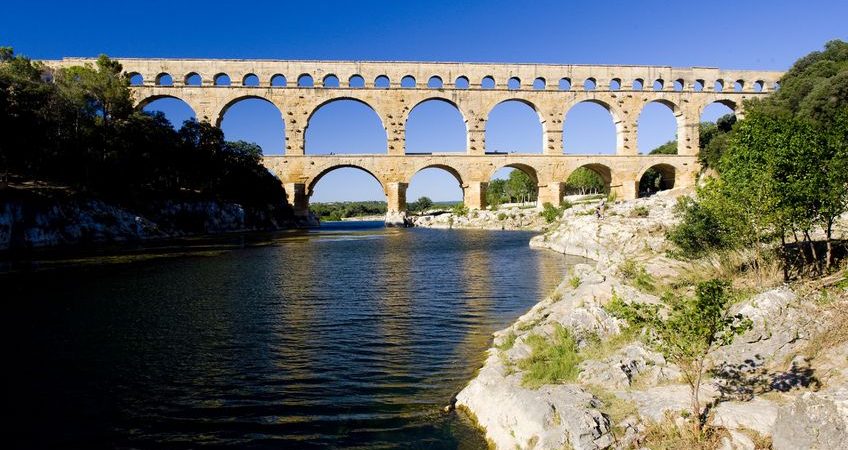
<box><xmin>675</xmin><ymin>249</ymin><xmax>784</xmax><ymax>293</ymax></box>
<box><xmin>638</xmin><ymin>419</ymin><xmax>730</xmax><ymax>450</ymax></box>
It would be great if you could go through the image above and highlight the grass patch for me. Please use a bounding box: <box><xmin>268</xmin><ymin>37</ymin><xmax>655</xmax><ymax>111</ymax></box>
<box><xmin>585</xmin><ymin>385</ymin><xmax>639</xmax><ymax>437</ymax></box>
<box><xmin>495</xmin><ymin>331</ymin><xmax>518</xmax><ymax>351</ymax></box>
<box><xmin>569</xmin><ymin>275</ymin><xmax>581</xmax><ymax>289</ymax></box>
<box><xmin>579</xmin><ymin>327</ymin><xmax>639</xmax><ymax>362</ymax></box>
<box><xmin>631</xmin><ymin>205</ymin><xmax>650</xmax><ymax>218</ymax></box>
<box><xmin>518</xmin><ymin>324</ymin><xmax>581</xmax><ymax>388</ymax></box>
<box><xmin>639</xmin><ymin>418</ymin><xmax>729</xmax><ymax>450</ymax></box>
<box><xmin>619</xmin><ymin>259</ymin><xmax>656</xmax><ymax>293</ymax></box>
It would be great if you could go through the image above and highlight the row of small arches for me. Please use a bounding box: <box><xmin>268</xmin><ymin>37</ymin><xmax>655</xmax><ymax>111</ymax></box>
<box><xmin>133</xmin><ymin>72</ymin><xmax>779</xmax><ymax>93</ymax></box>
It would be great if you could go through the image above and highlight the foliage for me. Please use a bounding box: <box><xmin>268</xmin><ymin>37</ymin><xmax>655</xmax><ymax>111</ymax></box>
<box><xmin>518</xmin><ymin>324</ymin><xmax>581</xmax><ymax>388</ymax></box>
<box><xmin>619</xmin><ymin>260</ymin><xmax>656</xmax><ymax>293</ymax></box>
<box><xmin>540</xmin><ymin>201</ymin><xmax>564</xmax><ymax>223</ymax></box>
<box><xmin>406</xmin><ymin>196</ymin><xmax>433</xmax><ymax>213</ymax></box>
<box><xmin>311</xmin><ymin>201</ymin><xmax>387</xmax><ymax>220</ymax></box>
<box><xmin>565</xmin><ymin>167</ymin><xmax>606</xmax><ymax>195</ymax></box>
<box><xmin>606</xmin><ymin>279</ymin><xmax>752</xmax><ymax>430</ymax></box>
<box><xmin>569</xmin><ymin>275</ymin><xmax>581</xmax><ymax>289</ymax></box>
<box><xmin>487</xmin><ymin>170</ymin><xmax>538</xmax><ymax>205</ymax></box>
<box><xmin>451</xmin><ymin>202</ymin><xmax>469</xmax><ymax>216</ymax></box>
<box><xmin>497</xmin><ymin>212</ymin><xmax>507</xmax><ymax>221</ymax></box>
<box><xmin>495</xmin><ymin>331</ymin><xmax>518</xmax><ymax>352</ymax></box>
<box><xmin>631</xmin><ymin>205</ymin><xmax>649</xmax><ymax>218</ymax></box>
<box><xmin>666</xmin><ymin>196</ymin><xmax>734</xmax><ymax>258</ymax></box>
<box><xmin>698</xmin><ymin>114</ymin><xmax>737</xmax><ymax>169</ymax></box>
<box><xmin>0</xmin><ymin>49</ymin><xmax>290</xmax><ymax>218</ymax></box>
<box><xmin>649</xmin><ymin>140</ymin><xmax>678</xmax><ymax>155</ymax></box>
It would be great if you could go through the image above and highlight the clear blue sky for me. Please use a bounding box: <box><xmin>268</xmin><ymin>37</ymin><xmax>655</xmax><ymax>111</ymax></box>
<box><xmin>6</xmin><ymin>0</ymin><xmax>847</xmax><ymax>202</ymax></box>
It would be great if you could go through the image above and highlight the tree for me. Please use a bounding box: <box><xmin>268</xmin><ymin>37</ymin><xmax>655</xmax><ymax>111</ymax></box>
<box><xmin>506</xmin><ymin>169</ymin><xmax>537</xmax><ymax>203</ymax></box>
<box><xmin>415</xmin><ymin>196</ymin><xmax>433</xmax><ymax>212</ymax></box>
<box><xmin>649</xmin><ymin>140</ymin><xmax>677</xmax><ymax>155</ymax></box>
<box><xmin>565</xmin><ymin>167</ymin><xmax>605</xmax><ymax>195</ymax></box>
<box><xmin>607</xmin><ymin>280</ymin><xmax>751</xmax><ymax>432</ymax></box>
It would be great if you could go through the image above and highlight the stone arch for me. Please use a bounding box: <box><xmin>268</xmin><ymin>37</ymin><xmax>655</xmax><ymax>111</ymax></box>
<box><xmin>375</xmin><ymin>75</ymin><xmax>390</xmax><ymax>88</ymax></box>
<box><xmin>305</xmin><ymin>97</ymin><xmax>388</xmax><ymax>154</ymax></box>
<box><xmin>638</xmin><ymin>163</ymin><xmax>676</xmax><ymax>197</ymax></box>
<box><xmin>427</xmin><ymin>75</ymin><xmax>443</xmax><ymax>88</ymax></box>
<box><xmin>185</xmin><ymin>72</ymin><xmax>202</xmax><ymax>86</ymax></box>
<box><xmin>243</xmin><ymin>73</ymin><xmax>260</xmax><ymax>87</ymax></box>
<box><xmin>297</xmin><ymin>73</ymin><xmax>314</xmax><ymax>87</ymax></box>
<box><xmin>128</xmin><ymin>72</ymin><xmax>143</xmax><ymax>86</ymax></box>
<box><xmin>405</xmin><ymin>98</ymin><xmax>468</xmax><ymax>153</ymax></box>
<box><xmin>270</xmin><ymin>74</ymin><xmax>287</xmax><ymax>87</ymax></box>
<box><xmin>138</xmin><ymin>95</ymin><xmax>197</xmax><ymax>129</ymax></box>
<box><xmin>637</xmin><ymin>99</ymin><xmax>684</xmax><ymax>155</ymax></box>
<box><xmin>306</xmin><ymin>164</ymin><xmax>386</xmax><ymax>199</ymax></box>
<box><xmin>214</xmin><ymin>73</ymin><xmax>231</xmax><ymax>86</ymax></box>
<box><xmin>217</xmin><ymin>95</ymin><xmax>285</xmax><ymax>155</ymax></box>
<box><xmin>349</xmin><ymin>74</ymin><xmax>365</xmax><ymax>88</ymax></box>
<box><xmin>488</xmin><ymin>163</ymin><xmax>540</xmax><ymax>206</ymax></box>
<box><xmin>322</xmin><ymin>74</ymin><xmax>339</xmax><ymax>88</ymax></box>
<box><xmin>488</xmin><ymin>163</ymin><xmax>539</xmax><ymax>185</ymax></box>
<box><xmin>563</xmin><ymin>99</ymin><xmax>621</xmax><ymax>154</ymax></box>
<box><xmin>565</xmin><ymin>163</ymin><xmax>612</xmax><ymax>194</ymax></box>
<box><xmin>700</xmin><ymin>99</ymin><xmax>738</xmax><ymax>121</ymax></box>
<box><xmin>455</xmin><ymin>76</ymin><xmax>470</xmax><ymax>89</ymax></box>
<box><xmin>155</xmin><ymin>72</ymin><xmax>173</xmax><ymax>86</ymax></box>
<box><xmin>485</xmin><ymin>99</ymin><xmax>545</xmax><ymax>153</ymax></box>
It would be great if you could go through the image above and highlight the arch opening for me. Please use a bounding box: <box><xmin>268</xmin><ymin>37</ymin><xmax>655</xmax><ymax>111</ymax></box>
<box><xmin>533</xmin><ymin>77</ymin><xmax>546</xmax><ymax>90</ymax></box>
<box><xmin>633</xmin><ymin>79</ymin><xmax>644</xmax><ymax>90</ymax></box>
<box><xmin>673</xmin><ymin>79</ymin><xmax>684</xmax><ymax>91</ymax></box>
<box><xmin>349</xmin><ymin>75</ymin><xmax>365</xmax><ymax>88</ymax></box>
<box><xmin>485</xmin><ymin>100</ymin><xmax>543</xmax><ymax>154</ymax></box>
<box><xmin>508</xmin><ymin>77</ymin><xmax>521</xmax><ymax>90</ymax></box>
<box><xmin>565</xmin><ymin>165</ymin><xmax>610</xmax><ymax>197</ymax></box>
<box><xmin>584</xmin><ymin>78</ymin><xmax>597</xmax><ymax>91</ymax></box>
<box><xmin>141</xmin><ymin>96</ymin><xmax>197</xmax><ymax>130</ymax></box>
<box><xmin>481</xmin><ymin>76</ymin><xmax>495</xmax><ymax>89</ymax></box>
<box><xmin>638</xmin><ymin>164</ymin><xmax>676</xmax><ymax>197</ymax></box>
<box><xmin>610</xmin><ymin>78</ymin><xmax>621</xmax><ymax>91</ymax></box>
<box><xmin>638</xmin><ymin>101</ymin><xmax>679</xmax><ymax>155</ymax></box>
<box><xmin>427</xmin><ymin>76</ymin><xmax>443</xmax><ymax>88</ymax></box>
<box><xmin>129</xmin><ymin>72</ymin><xmax>143</xmax><ymax>86</ymax></box>
<box><xmin>298</xmin><ymin>74</ymin><xmax>314</xmax><ymax>87</ymax></box>
<box><xmin>185</xmin><ymin>73</ymin><xmax>202</xmax><ymax>86</ymax></box>
<box><xmin>563</xmin><ymin>101</ymin><xmax>617</xmax><ymax>154</ymax></box>
<box><xmin>455</xmin><ymin>76</ymin><xmax>470</xmax><ymax>89</ymax></box>
<box><xmin>652</xmin><ymin>79</ymin><xmax>664</xmax><ymax>91</ymax></box>
<box><xmin>487</xmin><ymin>165</ymin><xmax>538</xmax><ymax>208</ymax></box>
<box><xmin>734</xmin><ymin>80</ymin><xmax>744</xmax><ymax>92</ymax></box>
<box><xmin>305</xmin><ymin>99</ymin><xmax>387</xmax><ymax>155</ymax></box>
<box><xmin>375</xmin><ymin>75</ymin><xmax>390</xmax><ymax>88</ymax></box>
<box><xmin>405</xmin><ymin>99</ymin><xmax>466</xmax><ymax>154</ymax></box>
<box><xmin>559</xmin><ymin>78</ymin><xmax>571</xmax><ymax>91</ymax></box>
<box><xmin>694</xmin><ymin>80</ymin><xmax>704</xmax><ymax>92</ymax></box>
<box><xmin>243</xmin><ymin>73</ymin><xmax>259</xmax><ymax>87</ymax></box>
<box><xmin>406</xmin><ymin>166</ymin><xmax>464</xmax><ymax>212</ymax></box>
<box><xmin>309</xmin><ymin>166</ymin><xmax>387</xmax><ymax>221</ymax></box>
<box><xmin>219</xmin><ymin>97</ymin><xmax>285</xmax><ymax>156</ymax></box>
<box><xmin>214</xmin><ymin>73</ymin><xmax>231</xmax><ymax>87</ymax></box>
<box><xmin>323</xmin><ymin>74</ymin><xmax>339</xmax><ymax>88</ymax></box>
<box><xmin>271</xmin><ymin>74</ymin><xmax>287</xmax><ymax>87</ymax></box>
<box><xmin>156</xmin><ymin>73</ymin><xmax>173</xmax><ymax>86</ymax></box>
<box><xmin>401</xmin><ymin>75</ymin><xmax>416</xmax><ymax>88</ymax></box>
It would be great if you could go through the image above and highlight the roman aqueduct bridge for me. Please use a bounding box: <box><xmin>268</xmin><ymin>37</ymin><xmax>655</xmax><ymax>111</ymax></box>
<box><xmin>48</xmin><ymin>58</ymin><xmax>784</xmax><ymax>220</ymax></box>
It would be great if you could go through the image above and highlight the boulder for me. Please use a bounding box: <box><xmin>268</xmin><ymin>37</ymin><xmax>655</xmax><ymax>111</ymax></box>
<box><xmin>712</xmin><ymin>397</ymin><xmax>778</xmax><ymax>436</ymax></box>
<box><xmin>772</xmin><ymin>388</ymin><xmax>848</xmax><ymax>450</ymax></box>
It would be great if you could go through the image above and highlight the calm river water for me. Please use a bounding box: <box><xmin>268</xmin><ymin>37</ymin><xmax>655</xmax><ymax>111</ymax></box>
<box><xmin>4</xmin><ymin>222</ymin><xmax>582</xmax><ymax>449</ymax></box>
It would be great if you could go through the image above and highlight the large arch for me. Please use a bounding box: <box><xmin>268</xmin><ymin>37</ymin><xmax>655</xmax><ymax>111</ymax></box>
<box><xmin>700</xmin><ymin>100</ymin><xmax>737</xmax><ymax>123</ymax></box>
<box><xmin>404</xmin><ymin>98</ymin><xmax>467</xmax><ymax>153</ymax></box>
<box><xmin>637</xmin><ymin>100</ymin><xmax>681</xmax><ymax>155</ymax></box>
<box><xmin>406</xmin><ymin>165</ymin><xmax>464</xmax><ymax>209</ymax></box>
<box><xmin>305</xmin><ymin>98</ymin><xmax>387</xmax><ymax>154</ymax></box>
<box><xmin>564</xmin><ymin>163</ymin><xmax>612</xmax><ymax>195</ymax></box>
<box><xmin>638</xmin><ymin>163</ymin><xmax>676</xmax><ymax>197</ymax></box>
<box><xmin>139</xmin><ymin>95</ymin><xmax>196</xmax><ymax>130</ymax></box>
<box><xmin>218</xmin><ymin>96</ymin><xmax>285</xmax><ymax>156</ymax></box>
<box><xmin>307</xmin><ymin>165</ymin><xmax>386</xmax><ymax>202</ymax></box>
<box><xmin>485</xmin><ymin>100</ymin><xmax>544</xmax><ymax>154</ymax></box>
<box><xmin>487</xmin><ymin>163</ymin><xmax>539</xmax><ymax>207</ymax></box>
<box><xmin>563</xmin><ymin>100</ymin><xmax>618</xmax><ymax>154</ymax></box>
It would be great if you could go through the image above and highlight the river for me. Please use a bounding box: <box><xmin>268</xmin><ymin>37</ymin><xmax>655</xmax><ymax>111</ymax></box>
<box><xmin>3</xmin><ymin>221</ymin><xmax>584</xmax><ymax>449</ymax></box>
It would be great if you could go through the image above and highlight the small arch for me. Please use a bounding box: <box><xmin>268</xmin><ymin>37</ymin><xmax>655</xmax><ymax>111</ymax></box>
<box><xmin>734</xmin><ymin>80</ymin><xmax>744</xmax><ymax>92</ymax></box>
<box><xmin>533</xmin><ymin>77</ymin><xmax>546</xmax><ymax>90</ymax></box>
<box><xmin>155</xmin><ymin>73</ymin><xmax>173</xmax><ymax>86</ymax></box>
<box><xmin>638</xmin><ymin>164</ymin><xmax>676</xmax><ymax>197</ymax></box>
<box><xmin>297</xmin><ymin>74</ymin><xmax>314</xmax><ymax>87</ymax></box>
<box><xmin>714</xmin><ymin>79</ymin><xmax>724</xmax><ymax>92</ymax></box>
<box><xmin>128</xmin><ymin>72</ymin><xmax>144</xmax><ymax>86</ymax></box>
<box><xmin>609</xmin><ymin>78</ymin><xmax>621</xmax><ymax>91</ymax></box>
<box><xmin>455</xmin><ymin>76</ymin><xmax>470</xmax><ymax>89</ymax></box>
<box><xmin>508</xmin><ymin>77</ymin><xmax>521</xmax><ymax>90</ymax></box>
<box><xmin>401</xmin><ymin>75</ymin><xmax>416</xmax><ymax>88</ymax></box>
<box><xmin>375</xmin><ymin>75</ymin><xmax>390</xmax><ymax>88</ymax></box>
<box><xmin>652</xmin><ymin>79</ymin><xmax>664</xmax><ymax>91</ymax></box>
<box><xmin>583</xmin><ymin>78</ymin><xmax>597</xmax><ymax>91</ymax></box>
<box><xmin>184</xmin><ymin>72</ymin><xmax>202</xmax><ymax>86</ymax></box>
<box><xmin>694</xmin><ymin>80</ymin><xmax>704</xmax><ymax>92</ymax></box>
<box><xmin>271</xmin><ymin>74</ymin><xmax>287</xmax><ymax>87</ymax></box>
<box><xmin>322</xmin><ymin>74</ymin><xmax>339</xmax><ymax>88</ymax></box>
<box><xmin>427</xmin><ymin>76</ymin><xmax>443</xmax><ymax>88</ymax></box>
<box><xmin>349</xmin><ymin>74</ymin><xmax>365</xmax><ymax>88</ymax></box>
<box><xmin>753</xmin><ymin>80</ymin><xmax>764</xmax><ymax>92</ymax></box>
<box><xmin>633</xmin><ymin>79</ymin><xmax>644</xmax><ymax>90</ymax></box>
<box><xmin>673</xmin><ymin>79</ymin><xmax>684</xmax><ymax>91</ymax></box>
<box><xmin>566</xmin><ymin>164</ymin><xmax>612</xmax><ymax>195</ymax></box>
<box><xmin>214</xmin><ymin>73</ymin><xmax>231</xmax><ymax>87</ymax></box>
<box><xmin>481</xmin><ymin>76</ymin><xmax>496</xmax><ymax>89</ymax></box>
<box><xmin>242</xmin><ymin>73</ymin><xmax>260</xmax><ymax>87</ymax></box>
<box><xmin>559</xmin><ymin>78</ymin><xmax>571</xmax><ymax>91</ymax></box>
<box><xmin>773</xmin><ymin>81</ymin><xmax>781</xmax><ymax>91</ymax></box>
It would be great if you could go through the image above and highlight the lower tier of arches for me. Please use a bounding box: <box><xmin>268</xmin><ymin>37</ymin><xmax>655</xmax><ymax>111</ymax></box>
<box><xmin>263</xmin><ymin>154</ymin><xmax>699</xmax><ymax>218</ymax></box>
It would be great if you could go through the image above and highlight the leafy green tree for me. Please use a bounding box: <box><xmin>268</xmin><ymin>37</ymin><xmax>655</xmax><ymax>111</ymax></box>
<box><xmin>649</xmin><ymin>140</ymin><xmax>677</xmax><ymax>155</ymax></box>
<box><xmin>607</xmin><ymin>280</ymin><xmax>752</xmax><ymax>432</ymax></box>
<box><xmin>413</xmin><ymin>196</ymin><xmax>433</xmax><ymax>212</ymax></box>
<box><xmin>506</xmin><ymin>169</ymin><xmax>537</xmax><ymax>203</ymax></box>
<box><xmin>486</xmin><ymin>178</ymin><xmax>507</xmax><ymax>207</ymax></box>
<box><xmin>564</xmin><ymin>167</ymin><xmax>605</xmax><ymax>195</ymax></box>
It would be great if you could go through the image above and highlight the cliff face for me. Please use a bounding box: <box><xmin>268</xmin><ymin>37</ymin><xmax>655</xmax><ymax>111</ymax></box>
<box><xmin>456</xmin><ymin>192</ymin><xmax>848</xmax><ymax>450</ymax></box>
<box><xmin>0</xmin><ymin>189</ymin><xmax>301</xmax><ymax>251</ymax></box>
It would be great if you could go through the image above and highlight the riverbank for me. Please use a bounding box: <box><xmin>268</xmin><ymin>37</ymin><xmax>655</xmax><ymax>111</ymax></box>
<box><xmin>0</xmin><ymin>186</ymin><xmax>313</xmax><ymax>252</ymax></box>
<box><xmin>455</xmin><ymin>191</ymin><xmax>848</xmax><ymax>449</ymax></box>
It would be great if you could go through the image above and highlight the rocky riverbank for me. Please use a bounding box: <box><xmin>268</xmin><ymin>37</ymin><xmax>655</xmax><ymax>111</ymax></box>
<box><xmin>0</xmin><ymin>188</ymin><xmax>311</xmax><ymax>252</ymax></box>
<box><xmin>410</xmin><ymin>206</ymin><xmax>551</xmax><ymax>231</ymax></box>
<box><xmin>455</xmin><ymin>191</ymin><xmax>848</xmax><ymax>449</ymax></box>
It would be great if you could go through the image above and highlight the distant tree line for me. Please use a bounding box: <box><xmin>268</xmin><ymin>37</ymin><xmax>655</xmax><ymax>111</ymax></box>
<box><xmin>0</xmin><ymin>49</ymin><xmax>290</xmax><ymax>217</ymax></box>
<box><xmin>311</xmin><ymin>201</ymin><xmax>387</xmax><ymax>221</ymax></box>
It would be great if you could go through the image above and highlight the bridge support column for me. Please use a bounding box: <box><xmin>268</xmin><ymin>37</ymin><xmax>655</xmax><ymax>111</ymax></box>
<box><xmin>680</xmin><ymin>110</ymin><xmax>700</xmax><ymax>156</ymax></box>
<box><xmin>385</xmin><ymin>182</ymin><xmax>409</xmax><ymax>227</ymax></box>
<box><xmin>538</xmin><ymin>182</ymin><xmax>564</xmax><ymax>207</ymax></box>
<box><xmin>284</xmin><ymin>182</ymin><xmax>310</xmax><ymax>217</ymax></box>
<box><xmin>544</xmin><ymin>128</ymin><xmax>563</xmax><ymax>155</ymax></box>
<box><xmin>463</xmin><ymin>181</ymin><xmax>487</xmax><ymax>210</ymax></box>
<box><xmin>610</xmin><ymin>173</ymin><xmax>638</xmax><ymax>201</ymax></box>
